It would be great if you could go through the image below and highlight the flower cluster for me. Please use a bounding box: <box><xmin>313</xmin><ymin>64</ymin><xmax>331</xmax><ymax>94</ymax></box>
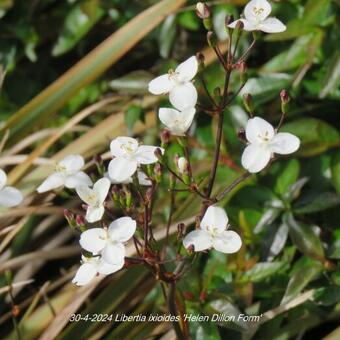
<box><xmin>32</xmin><ymin>0</ymin><xmax>301</xmax><ymax>288</ymax></box>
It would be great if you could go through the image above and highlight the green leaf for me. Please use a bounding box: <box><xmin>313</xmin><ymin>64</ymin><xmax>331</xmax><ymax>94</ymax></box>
<box><xmin>254</xmin><ymin>208</ymin><xmax>282</xmax><ymax>234</ymax></box>
<box><xmin>268</xmin><ymin>223</ymin><xmax>289</xmax><ymax>260</ymax></box>
<box><xmin>331</xmin><ymin>151</ymin><xmax>340</xmax><ymax>194</ymax></box>
<box><xmin>273</xmin><ymin>159</ymin><xmax>300</xmax><ymax>197</ymax></box>
<box><xmin>52</xmin><ymin>0</ymin><xmax>104</xmax><ymax>56</ymax></box>
<box><xmin>313</xmin><ymin>286</ymin><xmax>340</xmax><ymax>306</ymax></box>
<box><xmin>244</xmin><ymin>262</ymin><xmax>286</xmax><ymax>282</ymax></box>
<box><xmin>283</xmin><ymin>213</ymin><xmax>325</xmax><ymax>261</ymax></box>
<box><xmin>178</xmin><ymin>11</ymin><xmax>200</xmax><ymax>31</ymax></box>
<box><xmin>281</xmin><ymin>118</ymin><xmax>340</xmax><ymax>157</ymax></box>
<box><xmin>294</xmin><ymin>192</ymin><xmax>340</xmax><ymax>214</ymax></box>
<box><xmin>319</xmin><ymin>50</ymin><xmax>340</xmax><ymax>99</ymax></box>
<box><xmin>196</xmin><ymin>322</ymin><xmax>221</xmax><ymax>340</ymax></box>
<box><xmin>125</xmin><ymin>104</ymin><xmax>143</xmax><ymax>133</ymax></box>
<box><xmin>281</xmin><ymin>261</ymin><xmax>322</xmax><ymax>304</ymax></box>
<box><xmin>109</xmin><ymin>70</ymin><xmax>153</xmax><ymax>94</ymax></box>
<box><xmin>159</xmin><ymin>14</ymin><xmax>177</xmax><ymax>58</ymax></box>
<box><xmin>283</xmin><ymin>177</ymin><xmax>309</xmax><ymax>203</ymax></box>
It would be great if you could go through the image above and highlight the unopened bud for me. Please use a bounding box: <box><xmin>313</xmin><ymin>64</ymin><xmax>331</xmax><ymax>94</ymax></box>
<box><xmin>187</xmin><ymin>244</ymin><xmax>195</xmax><ymax>254</ymax></box>
<box><xmin>196</xmin><ymin>52</ymin><xmax>205</xmax><ymax>71</ymax></box>
<box><xmin>76</xmin><ymin>215</ymin><xmax>86</xmax><ymax>231</ymax></box>
<box><xmin>154</xmin><ymin>148</ymin><xmax>163</xmax><ymax>161</ymax></box>
<box><xmin>199</xmin><ymin>290</ymin><xmax>207</xmax><ymax>302</ymax></box>
<box><xmin>235</xmin><ymin>20</ymin><xmax>244</xmax><ymax>31</ymax></box>
<box><xmin>238</xmin><ymin>128</ymin><xmax>246</xmax><ymax>142</ymax></box>
<box><xmin>177</xmin><ymin>222</ymin><xmax>185</xmax><ymax>239</ymax></box>
<box><xmin>154</xmin><ymin>163</ymin><xmax>162</xmax><ymax>183</ymax></box>
<box><xmin>160</xmin><ymin>129</ymin><xmax>170</xmax><ymax>148</ymax></box>
<box><xmin>196</xmin><ymin>2</ymin><xmax>210</xmax><ymax>19</ymax></box>
<box><xmin>123</xmin><ymin>186</ymin><xmax>132</xmax><ymax>208</ymax></box>
<box><xmin>236</xmin><ymin>61</ymin><xmax>247</xmax><ymax>83</ymax></box>
<box><xmin>177</xmin><ymin>156</ymin><xmax>188</xmax><ymax>174</ymax></box>
<box><xmin>242</xmin><ymin>93</ymin><xmax>254</xmax><ymax>115</ymax></box>
<box><xmin>280</xmin><ymin>89</ymin><xmax>290</xmax><ymax>114</ymax></box>
<box><xmin>145</xmin><ymin>188</ymin><xmax>153</xmax><ymax>205</ymax></box>
<box><xmin>207</xmin><ymin>31</ymin><xmax>217</xmax><ymax>48</ymax></box>
<box><xmin>64</xmin><ymin>209</ymin><xmax>76</xmax><ymax>228</ymax></box>
<box><xmin>12</xmin><ymin>305</ymin><xmax>20</xmax><ymax>317</ymax></box>
<box><xmin>225</xmin><ymin>14</ymin><xmax>234</xmax><ymax>27</ymax></box>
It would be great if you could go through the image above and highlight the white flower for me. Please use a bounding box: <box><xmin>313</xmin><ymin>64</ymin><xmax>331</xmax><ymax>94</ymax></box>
<box><xmin>37</xmin><ymin>155</ymin><xmax>92</xmax><ymax>193</ymax></box>
<box><xmin>241</xmin><ymin>116</ymin><xmax>300</xmax><ymax>173</ymax></box>
<box><xmin>79</xmin><ymin>216</ymin><xmax>136</xmax><ymax>265</ymax></box>
<box><xmin>72</xmin><ymin>255</ymin><xmax>124</xmax><ymax>286</ymax></box>
<box><xmin>76</xmin><ymin>178</ymin><xmax>111</xmax><ymax>223</ymax></box>
<box><xmin>105</xmin><ymin>170</ymin><xmax>152</xmax><ymax>186</ymax></box>
<box><xmin>183</xmin><ymin>206</ymin><xmax>242</xmax><ymax>253</ymax></box>
<box><xmin>228</xmin><ymin>0</ymin><xmax>286</xmax><ymax>33</ymax></box>
<box><xmin>159</xmin><ymin>107</ymin><xmax>196</xmax><ymax>136</ymax></box>
<box><xmin>108</xmin><ymin>137</ymin><xmax>163</xmax><ymax>183</ymax></box>
<box><xmin>0</xmin><ymin>169</ymin><xmax>23</xmax><ymax>207</ymax></box>
<box><xmin>177</xmin><ymin>157</ymin><xmax>188</xmax><ymax>174</ymax></box>
<box><xmin>148</xmin><ymin>56</ymin><xmax>198</xmax><ymax>111</ymax></box>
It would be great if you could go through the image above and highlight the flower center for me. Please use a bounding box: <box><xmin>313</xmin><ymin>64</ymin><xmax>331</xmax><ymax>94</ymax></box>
<box><xmin>86</xmin><ymin>193</ymin><xmax>100</xmax><ymax>207</ymax></box>
<box><xmin>168</xmin><ymin>69</ymin><xmax>182</xmax><ymax>85</ymax></box>
<box><xmin>55</xmin><ymin>163</ymin><xmax>67</xmax><ymax>173</ymax></box>
<box><xmin>253</xmin><ymin>6</ymin><xmax>264</xmax><ymax>17</ymax></box>
<box><xmin>258</xmin><ymin>130</ymin><xmax>271</xmax><ymax>144</ymax></box>
<box><xmin>120</xmin><ymin>141</ymin><xmax>136</xmax><ymax>155</ymax></box>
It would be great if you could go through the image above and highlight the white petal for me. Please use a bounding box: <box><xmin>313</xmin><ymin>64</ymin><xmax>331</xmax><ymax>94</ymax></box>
<box><xmin>175</xmin><ymin>56</ymin><xmax>198</xmax><ymax>82</ymax></box>
<box><xmin>76</xmin><ymin>185</ymin><xmax>95</xmax><ymax>205</ymax></box>
<box><xmin>108</xmin><ymin>158</ymin><xmax>137</xmax><ymax>182</ymax></box>
<box><xmin>244</xmin><ymin>0</ymin><xmax>271</xmax><ymax>23</ymax></box>
<box><xmin>0</xmin><ymin>169</ymin><xmax>7</xmax><ymax>190</ymax></box>
<box><xmin>212</xmin><ymin>230</ymin><xmax>242</xmax><ymax>254</ymax></box>
<box><xmin>169</xmin><ymin>83</ymin><xmax>197</xmax><ymax>111</ymax></box>
<box><xmin>110</xmin><ymin>137</ymin><xmax>139</xmax><ymax>158</ymax></box>
<box><xmin>201</xmin><ymin>205</ymin><xmax>229</xmax><ymax>233</ymax></box>
<box><xmin>159</xmin><ymin>107</ymin><xmax>180</xmax><ymax>128</ymax></box>
<box><xmin>79</xmin><ymin>228</ymin><xmax>107</xmax><ymax>254</ymax></box>
<box><xmin>97</xmin><ymin>258</ymin><xmax>124</xmax><ymax>275</ymax></box>
<box><xmin>228</xmin><ymin>19</ymin><xmax>257</xmax><ymax>31</ymax></box>
<box><xmin>183</xmin><ymin>229</ymin><xmax>212</xmax><ymax>252</ymax></box>
<box><xmin>134</xmin><ymin>145</ymin><xmax>162</xmax><ymax>165</ymax></box>
<box><xmin>246</xmin><ymin>117</ymin><xmax>275</xmax><ymax>145</ymax></box>
<box><xmin>0</xmin><ymin>187</ymin><xmax>23</xmax><ymax>207</ymax></box>
<box><xmin>102</xmin><ymin>243</ymin><xmax>125</xmax><ymax>265</ymax></box>
<box><xmin>269</xmin><ymin>133</ymin><xmax>300</xmax><ymax>155</ymax></box>
<box><xmin>182</xmin><ymin>107</ymin><xmax>196</xmax><ymax>131</ymax></box>
<box><xmin>258</xmin><ymin>18</ymin><xmax>286</xmax><ymax>33</ymax></box>
<box><xmin>64</xmin><ymin>171</ymin><xmax>92</xmax><ymax>189</ymax></box>
<box><xmin>108</xmin><ymin>216</ymin><xmax>137</xmax><ymax>243</ymax></box>
<box><xmin>148</xmin><ymin>74</ymin><xmax>174</xmax><ymax>95</ymax></box>
<box><xmin>37</xmin><ymin>173</ymin><xmax>65</xmax><ymax>193</ymax></box>
<box><xmin>58</xmin><ymin>155</ymin><xmax>84</xmax><ymax>175</ymax></box>
<box><xmin>241</xmin><ymin>144</ymin><xmax>271</xmax><ymax>173</ymax></box>
<box><xmin>86</xmin><ymin>206</ymin><xmax>105</xmax><ymax>223</ymax></box>
<box><xmin>72</xmin><ymin>262</ymin><xmax>97</xmax><ymax>286</ymax></box>
<box><xmin>93</xmin><ymin>178</ymin><xmax>110</xmax><ymax>204</ymax></box>
<box><xmin>137</xmin><ymin>171</ymin><xmax>152</xmax><ymax>186</ymax></box>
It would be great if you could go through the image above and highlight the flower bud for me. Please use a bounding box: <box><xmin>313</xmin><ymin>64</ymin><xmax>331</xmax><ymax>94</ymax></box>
<box><xmin>280</xmin><ymin>89</ymin><xmax>290</xmax><ymax>114</ymax></box>
<box><xmin>123</xmin><ymin>186</ymin><xmax>132</xmax><ymax>208</ymax></box>
<box><xmin>225</xmin><ymin>14</ymin><xmax>234</xmax><ymax>27</ymax></box>
<box><xmin>196</xmin><ymin>2</ymin><xmax>210</xmax><ymax>19</ymax></box>
<box><xmin>154</xmin><ymin>148</ymin><xmax>163</xmax><ymax>161</ymax></box>
<box><xmin>160</xmin><ymin>129</ymin><xmax>170</xmax><ymax>148</ymax></box>
<box><xmin>75</xmin><ymin>215</ymin><xmax>86</xmax><ymax>231</ymax></box>
<box><xmin>12</xmin><ymin>305</ymin><xmax>20</xmax><ymax>318</ymax></box>
<box><xmin>64</xmin><ymin>209</ymin><xmax>76</xmax><ymax>228</ymax></box>
<box><xmin>207</xmin><ymin>31</ymin><xmax>217</xmax><ymax>48</ymax></box>
<box><xmin>154</xmin><ymin>162</ymin><xmax>162</xmax><ymax>183</ymax></box>
<box><xmin>196</xmin><ymin>52</ymin><xmax>205</xmax><ymax>72</ymax></box>
<box><xmin>145</xmin><ymin>188</ymin><xmax>153</xmax><ymax>205</ymax></box>
<box><xmin>235</xmin><ymin>20</ymin><xmax>244</xmax><ymax>31</ymax></box>
<box><xmin>177</xmin><ymin>156</ymin><xmax>188</xmax><ymax>174</ymax></box>
<box><xmin>242</xmin><ymin>93</ymin><xmax>254</xmax><ymax>115</ymax></box>
<box><xmin>177</xmin><ymin>222</ymin><xmax>185</xmax><ymax>239</ymax></box>
<box><xmin>236</xmin><ymin>61</ymin><xmax>247</xmax><ymax>83</ymax></box>
<box><xmin>187</xmin><ymin>244</ymin><xmax>195</xmax><ymax>254</ymax></box>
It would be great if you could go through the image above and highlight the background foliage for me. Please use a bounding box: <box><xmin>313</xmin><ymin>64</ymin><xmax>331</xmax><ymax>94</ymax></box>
<box><xmin>0</xmin><ymin>0</ymin><xmax>339</xmax><ymax>339</ymax></box>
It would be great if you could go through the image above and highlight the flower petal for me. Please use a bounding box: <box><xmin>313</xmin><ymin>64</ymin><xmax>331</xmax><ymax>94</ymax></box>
<box><xmin>213</xmin><ymin>230</ymin><xmax>242</xmax><ymax>254</ymax></box>
<box><xmin>148</xmin><ymin>74</ymin><xmax>174</xmax><ymax>95</ymax></box>
<box><xmin>183</xmin><ymin>229</ymin><xmax>212</xmax><ymax>252</ymax></box>
<box><xmin>79</xmin><ymin>228</ymin><xmax>107</xmax><ymax>254</ymax></box>
<box><xmin>64</xmin><ymin>171</ymin><xmax>93</xmax><ymax>189</ymax></box>
<box><xmin>269</xmin><ymin>132</ymin><xmax>300</xmax><ymax>155</ymax></box>
<box><xmin>182</xmin><ymin>107</ymin><xmax>196</xmax><ymax>131</ymax></box>
<box><xmin>76</xmin><ymin>185</ymin><xmax>95</xmax><ymax>205</ymax></box>
<box><xmin>258</xmin><ymin>17</ymin><xmax>286</xmax><ymax>33</ymax></box>
<box><xmin>137</xmin><ymin>171</ymin><xmax>152</xmax><ymax>186</ymax></box>
<box><xmin>241</xmin><ymin>144</ymin><xmax>271</xmax><ymax>173</ymax></box>
<box><xmin>58</xmin><ymin>154</ymin><xmax>84</xmax><ymax>175</ymax></box>
<box><xmin>175</xmin><ymin>56</ymin><xmax>198</xmax><ymax>82</ymax></box>
<box><xmin>134</xmin><ymin>145</ymin><xmax>162</xmax><ymax>164</ymax></box>
<box><xmin>246</xmin><ymin>117</ymin><xmax>275</xmax><ymax>144</ymax></box>
<box><xmin>0</xmin><ymin>169</ymin><xmax>7</xmax><ymax>190</ymax></box>
<box><xmin>201</xmin><ymin>205</ymin><xmax>229</xmax><ymax>233</ymax></box>
<box><xmin>86</xmin><ymin>206</ymin><xmax>105</xmax><ymax>223</ymax></box>
<box><xmin>169</xmin><ymin>83</ymin><xmax>197</xmax><ymax>111</ymax></box>
<box><xmin>110</xmin><ymin>136</ymin><xmax>139</xmax><ymax>158</ymax></box>
<box><xmin>97</xmin><ymin>258</ymin><xmax>124</xmax><ymax>275</ymax></box>
<box><xmin>0</xmin><ymin>187</ymin><xmax>23</xmax><ymax>207</ymax></box>
<box><xmin>244</xmin><ymin>0</ymin><xmax>271</xmax><ymax>23</ymax></box>
<box><xmin>37</xmin><ymin>173</ymin><xmax>65</xmax><ymax>193</ymax></box>
<box><xmin>159</xmin><ymin>107</ymin><xmax>180</xmax><ymax>128</ymax></box>
<box><xmin>108</xmin><ymin>216</ymin><xmax>137</xmax><ymax>243</ymax></box>
<box><xmin>108</xmin><ymin>158</ymin><xmax>137</xmax><ymax>182</ymax></box>
<box><xmin>102</xmin><ymin>243</ymin><xmax>125</xmax><ymax>265</ymax></box>
<box><xmin>93</xmin><ymin>178</ymin><xmax>111</xmax><ymax>204</ymax></box>
<box><xmin>72</xmin><ymin>262</ymin><xmax>97</xmax><ymax>286</ymax></box>
<box><xmin>228</xmin><ymin>19</ymin><xmax>257</xmax><ymax>31</ymax></box>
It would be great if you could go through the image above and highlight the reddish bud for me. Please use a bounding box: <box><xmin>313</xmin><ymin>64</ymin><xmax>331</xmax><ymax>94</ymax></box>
<box><xmin>280</xmin><ymin>89</ymin><xmax>290</xmax><ymax>114</ymax></box>
<box><xmin>238</xmin><ymin>128</ymin><xmax>246</xmax><ymax>142</ymax></box>
<box><xmin>76</xmin><ymin>215</ymin><xmax>85</xmax><ymax>227</ymax></box>
<box><xmin>160</xmin><ymin>129</ymin><xmax>170</xmax><ymax>147</ymax></box>
<box><xmin>177</xmin><ymin>222</ymin><xmax>185</xmax><ymax>239</ymax></box>
<box><xmin>196</xmin><ymin>2</ymin><xmax>210</xmax><ymax>19</ymax></box>
<box><xmin>154</xmin><ymin>148</ymin><xmax>163</xmax><ymax>161</ymax></box>
<box><xmin>12</xmin><ymin>305</ymin><xmax>20</xmax><ymax>317</ymax></box>
<box><xmin>199</xmin><ymin>290</ymin><xmax>207</xmax><ymax>302</ymax></box>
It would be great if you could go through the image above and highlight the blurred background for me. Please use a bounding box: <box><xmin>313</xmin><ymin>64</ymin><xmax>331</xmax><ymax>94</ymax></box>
<box><xmin>0</xmin><ymin>0</ymin><xmax>339</xmax><ymax>339</ymax></box>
